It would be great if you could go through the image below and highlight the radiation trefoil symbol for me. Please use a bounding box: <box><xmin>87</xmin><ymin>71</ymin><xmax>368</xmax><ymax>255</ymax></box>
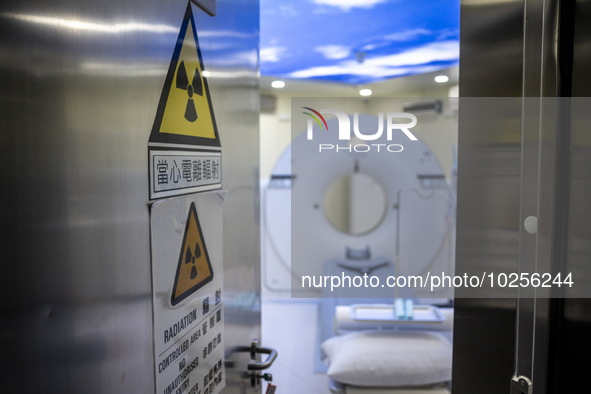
<box><xmin>170</xmin><ymin>202</ymin><xmax>214</xmax><ymax>306</ymax></box>
<box><xmin>185</xmin><ymin>241</ymin><xmax>201</xmax><ymax>279</ymax></box>
<box><xmin>176</xmin><ymin>60</ymin><xmax>203</xmax><ymax>122</ymax></box>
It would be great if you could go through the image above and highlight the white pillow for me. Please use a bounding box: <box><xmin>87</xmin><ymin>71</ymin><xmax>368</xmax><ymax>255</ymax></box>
<box><xmin>322</xmin><ymin>331</ymin><xmax>452</xmax><ymax>387</ymax></box>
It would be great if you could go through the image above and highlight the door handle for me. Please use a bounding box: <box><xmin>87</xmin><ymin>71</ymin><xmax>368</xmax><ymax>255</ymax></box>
<box><xmin>228</xmin><ymin>339</ymin><xmax>278</xmax><ymax>388</ymax></box>
<box><xmin>232</xmin><ymin>339</ymin><xmax>278</xmax><ymax>370</ymax></box>
<box><xmin>246</xmin><ymin>345</ymin><xmax>277</xmax><ymax>371</ymax></box>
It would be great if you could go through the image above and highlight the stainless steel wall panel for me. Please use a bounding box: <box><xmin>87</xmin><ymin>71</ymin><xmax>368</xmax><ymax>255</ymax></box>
<box><xmin>0</xmin><ymin>3</ymin><xmax>159</xmax><ymax>391</ymax></box>
<box><xmin>457</xmin><ymin>0</ymin><xmax>591</xmax><ymax>393</ymax></box>
<box><xmin>459</xmin><ymin>0</ymin><xmax>524</xmax><ymax>98</ymax></box>
<box><xmin>453</xmin><ymin>0</ymin><xmax>524</xmax><ymax>392</ymax></box>
<box><xmin>0</xmin><ymin>0</ymin><xmax>260</xmax><ymax>392</ymax></box>
<box><xmin>555</xmin><ymin>0</ymin><xmax>591</xmax><ymax>390</ymax></box>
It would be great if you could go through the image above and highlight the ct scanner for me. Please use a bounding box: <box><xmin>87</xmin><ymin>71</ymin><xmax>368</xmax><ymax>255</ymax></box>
<box><xmin>262</xmin><ymin>114</ymin><xmax>456</xmax><ymax>393</ymax></box>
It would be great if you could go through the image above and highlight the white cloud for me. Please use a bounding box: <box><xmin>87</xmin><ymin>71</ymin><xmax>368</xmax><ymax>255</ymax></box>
<box><xmin>288</xmin><ymin>40</ymin><xmax>459</xmax><ymax>79</ymax></box>
<box><xmin>361</xmin><ymin>29</ymin><xmax>432</xmax><ymax>51</ymax></box>
<box><xmin>365</xmin><ymin>40</ymin><xmax>459</xmax><ymax>66</ymax></box>
<box><xmin>384</xmin><ymin>28</ymin><xmax>431</xmax><ymax>41</ymax></box>
<box><xmin>312</xmin><ymin>0</ymin><xmax>389</xmax><ymax>11</ymax></box>
<box><xmin>260</xmin><ymin>46</ymin><xmax>286</xmax><ymax>63</ymax></box>
<box><xmin>315</xmin><ymin>45</ymin><xmax>350</xmax><ymax>60</ymax></box>
<box><xmin>437</xmin><ymin>28</ymin><xmax>460</xmax><ymax>40</ymax></box>
<box><xmin>361</xmin><ymin>43</ymin><xmax>379</xmax><ymax>51</ymax></box>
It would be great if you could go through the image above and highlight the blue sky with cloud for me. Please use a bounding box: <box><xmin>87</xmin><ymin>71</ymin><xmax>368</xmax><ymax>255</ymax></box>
<box><xmin>261</xmin><ymin>0</ymin><xmax>459</xmax><ymax>84</ymax></box>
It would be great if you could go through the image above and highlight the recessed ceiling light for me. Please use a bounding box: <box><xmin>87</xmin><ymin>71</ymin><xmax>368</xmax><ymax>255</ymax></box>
<box><xmin>271</xmin><ymin>80</ymin><xmax>285</xmax><ymax>88</ymax></box>
<box><xmin>434</xmin><ymin>75</ymin><xmax>449</xmax><ymax>83</ymax></box>
<box><xmin>202</xmin><ymin>70</ymin><xmax>211</xmax><ymax>78</ymax></box>
<box><xmin>359</xmin><ymin>88</ymin><xmax>372</xmax><ymax>96</ymax></box>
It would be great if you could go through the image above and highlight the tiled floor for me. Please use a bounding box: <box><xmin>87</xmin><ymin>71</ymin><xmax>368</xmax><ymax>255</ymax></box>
<box><xmin>262</xmin><ymin>300</ymin><xmax>331</xmax><ymax>394</ymax></box>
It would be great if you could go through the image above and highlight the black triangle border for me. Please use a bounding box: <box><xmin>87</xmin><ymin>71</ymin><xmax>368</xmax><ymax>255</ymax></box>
<box><xmin>149</xmin><ymin>3</ymin><xmax>221</xmax><ymax>148</ymax></box>
<box><xmin>170</xmin><ymin>202</ymin><xmax>215</xmax><ymax>306</ymax></box>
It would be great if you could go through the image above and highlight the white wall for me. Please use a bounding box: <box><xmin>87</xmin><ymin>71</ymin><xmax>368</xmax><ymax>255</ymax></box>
<box><xmin>260</xmin><ymin>92</ymin><xmax>372</xmax><ymax>179</ymax></box>
<box><xmin>368</xmin><ymin>97</ymin><xmax>458</xmax><ymax>179</ymax></box>
<box><xmin>260</xmin><ymin>84</ymin><xmax>458</xmax><ymax>181</ymax></box>
<box><xmin>260</xmin><ymin>92</ymin><xmax>292</xmax><ymax>179</ymax></box>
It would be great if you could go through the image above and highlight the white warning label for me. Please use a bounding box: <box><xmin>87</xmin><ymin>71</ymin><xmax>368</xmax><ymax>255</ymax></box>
<box><xmin>149</xmin><ymin>150</ymin><xmax>222</xmax><ymax>200</ymax></box>
<box><xmin>150</xmin><ymin>193</ymin><xmax>226</xmax><ymax>394</ymax></box>
<box><xmin>157</xmin><ymin>303</ymin><xmax>224</xmax><ymax>394</ymax></box>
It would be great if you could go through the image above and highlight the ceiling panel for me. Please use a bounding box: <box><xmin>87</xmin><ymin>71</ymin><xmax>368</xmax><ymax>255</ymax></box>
<box><xmin>261</xmin><ymin>0</ymin><xmax>460</xmax><ymax>84</ymax></box>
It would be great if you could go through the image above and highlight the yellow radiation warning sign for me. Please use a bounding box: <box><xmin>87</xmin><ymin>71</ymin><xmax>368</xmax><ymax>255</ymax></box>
<box><xmin>148</xmin><ymin>3</ymin><xmax>222</xmax><ymax>200</ymax></box>
<box><xmin>171</xmin><ymin>202</ymin><xmax>214</xmax><ymax>305</ymax></box>
<box><xmin>149</xmin><ymin>3</ymin><xmax>220</xmax><ymax>147</ymax></box>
